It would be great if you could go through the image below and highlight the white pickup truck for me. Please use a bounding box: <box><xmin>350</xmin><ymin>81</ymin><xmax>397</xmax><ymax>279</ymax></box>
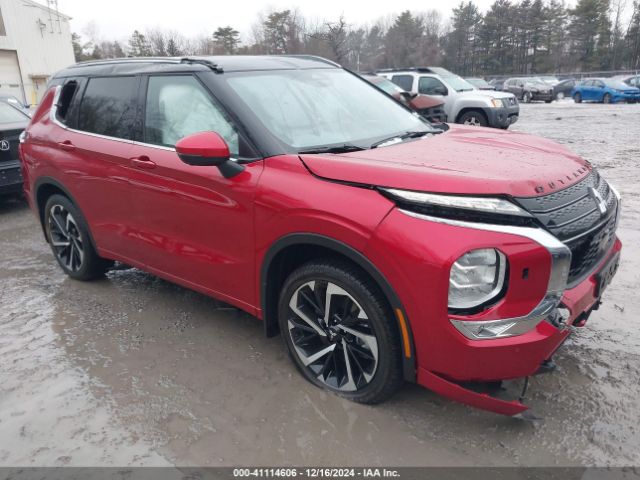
<box><xmin>378</xmin><ymin>67</ymin><xmax>519</xmax><ymax>129</ymax></box>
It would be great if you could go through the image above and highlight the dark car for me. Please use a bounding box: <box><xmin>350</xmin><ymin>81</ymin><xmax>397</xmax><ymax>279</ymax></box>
<box><xmin>362</xmin><ymin>74</ymin><xmax>446</xmax><ymax>123</ymax></box>
<box><xmin>552</xmin><ymin>79</ymin><xmax>576</xmax><ymax>100</ymax></box>
<box><xmin>618</xmin><ymin>74</ymin><xmax>640</xmax><ymax>89</ymax></box>
<box><xmin>488</xmin><ymin>78</ymin><xmax>505</xmax><ymax>91</ymax></box>
<box><xmin>465</xmin><ymin>78</ymin><xmax>495</xmax><ymax>90</ymax></box>
<box><xmin>503</xmin><ymin>77</ymin><xmax>554</xmax><ymax>103</ymax></box>
<box><xmin>0</xmin><ymin>102</ymin><xmax>29</xmax><ymax>197</ymax></box>
<box><xmin>0</xmin><ymin>93</ymin><xmax>31</xmax><ymax>116</ymax></box>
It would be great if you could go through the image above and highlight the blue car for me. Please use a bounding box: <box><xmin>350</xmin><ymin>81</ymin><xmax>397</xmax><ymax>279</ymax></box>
<box><xmin>572</xmin><ymin>78</ymin><xmax>640</xmax><ymax>104</ymax></box>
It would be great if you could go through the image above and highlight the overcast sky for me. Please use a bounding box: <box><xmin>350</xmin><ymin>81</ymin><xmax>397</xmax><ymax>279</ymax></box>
<box><xmin>56</xmin><ymin>0</ymin><xmax>503</xmax><ymax>42</ymax></box>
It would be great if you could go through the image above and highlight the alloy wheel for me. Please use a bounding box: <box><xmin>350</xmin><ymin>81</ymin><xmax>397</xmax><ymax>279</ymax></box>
<box><xmin>463</xmin><ymin>116</ymin><xmax>482</xmax><ymax>126</ymax></box>
<box><xmin>287</xmin><ymin>280</ymin><xmax>379</xmax><ymax>392</ymax></box>
<box><xmin>48</xmin><ymin>204</ymin><xmax>85</xmax><ymax>272</ymax></box>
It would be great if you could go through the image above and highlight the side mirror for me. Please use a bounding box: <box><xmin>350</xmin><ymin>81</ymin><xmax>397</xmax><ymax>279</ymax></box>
<box><xmin>175</xmin><ymin>131</ymin><xmax>244</xmax><ymax>178</ymax></box>
<box><xmin>433</xmin><ymin>86</ymin><xmax>448</xmax><ymax>96</ymax></box>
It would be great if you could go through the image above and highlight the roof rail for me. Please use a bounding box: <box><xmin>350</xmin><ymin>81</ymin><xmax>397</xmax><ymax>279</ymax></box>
<box><xmin>277</xmin><ymin>55</ymin><xmax>340</xmax><ymax>67</ymax></box>
<box><xmin>72</xmin><ymin>57</ymin><xmax>184</xmax><ymax>68</ymax></box>
<box><xmin>180</xmin><ymin>57</ymin><xmax>224</xmax><ymax>73</ymax></box>
<box><xmin>376</xmin><ymin>67</ymin><xmax>435</xmax><ymax>73</ymax></box>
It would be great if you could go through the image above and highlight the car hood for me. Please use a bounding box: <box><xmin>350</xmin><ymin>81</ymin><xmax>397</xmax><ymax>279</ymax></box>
<box><xmin>408</xmin><ymin>94</ymin><xmax>444</xmax><ymax>109</ymax></box>
<box><xmin>471</xmin><ymin>89</ymin><xmax>515</xmax><ymax>100</ymax></box>
<box><xmin>299</xmin><ymin>125</ymin><xmax>590</xmax><ymax>197</ymax></box>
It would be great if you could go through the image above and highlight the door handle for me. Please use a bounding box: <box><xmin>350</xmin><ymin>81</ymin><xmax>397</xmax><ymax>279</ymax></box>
<box><xmin>57</xmin><ymin>140</ymin><xmax>75</xmax><ymax>151</ymax></box>
<box><xmin>130</xmin><ymin>155</ymin><xmax>156</xmax><ymax>169</ymax></box>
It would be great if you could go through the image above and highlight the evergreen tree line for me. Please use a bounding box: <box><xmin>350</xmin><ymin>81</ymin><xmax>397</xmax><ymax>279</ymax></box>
<box><xmin>73</xmin><ymin>0</ymin><xmax>640</xmax><ymax>76</ymax></box>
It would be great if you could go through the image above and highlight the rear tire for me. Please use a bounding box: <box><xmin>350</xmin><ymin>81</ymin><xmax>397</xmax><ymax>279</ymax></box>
<box><xmin>522</xmin><ymin>91</ymin><xmax>532</xmax><ymax>103</ymax></box>
<box><xmin>44</xmin><ymin>194</ymin><xmax>113</xmax><ymax>280</ymax></box>
<box><xmin>603</xmin><ymin>93</ymin><xmax>612</xmax><ymax>104</ymax></box>
<box><xmin>458</xmin><ymin>110</ymin><xmax>488</xmax><ymax>127</ymax></box>
<box><xmin>278</xmin><ymin>259</ymin><xmax>403</xmax><ymax>404</ymax></box>
<box><xmin>574</xmin><ymin>92</ymin><xmax>582</xmax><ymax>103</ymax></box>
<box><xmin>556</xmin><ymin>91</ymin><xmax>565</xmax><ymax>101</ymax></box>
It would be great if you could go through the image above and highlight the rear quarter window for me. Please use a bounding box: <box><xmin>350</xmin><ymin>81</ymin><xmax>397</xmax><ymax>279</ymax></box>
<box><xmin>77</xmin><ymin>76</ymin><xmax>138</xmax><ymax>140</ymax></box>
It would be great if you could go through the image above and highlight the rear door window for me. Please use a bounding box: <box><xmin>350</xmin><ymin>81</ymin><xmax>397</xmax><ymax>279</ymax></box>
<box><xmin>391</xmin><ymin>75</ymin><xmax>413</xmax><ymax>92</ymax></box>
<box><xmin>77</xmin><ymin>76</ymin><xmax>138</xmax><ymax>140</ymax></box>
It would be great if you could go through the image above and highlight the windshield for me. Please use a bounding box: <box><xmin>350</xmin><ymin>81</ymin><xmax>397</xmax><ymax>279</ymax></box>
<box><xmin>225</xmin><ymin>69</ymin><xmax>431</xmax><ymax>151</ymax></box>
<box><xmin>427</xmin><ymin>67</ymin><xmax>474</xmax><ymax>91</ymax></box>
<box><xmin>467</xmin><ymin>78</ymin><xmax>490</xmax><ymax>88</ymax></box>
<box><xmin>0</xmin><ymin>102</ymin><xmax>28</xmax><ymax>123</ymax></box>
<box><xmin>605</xmin><ymin>79</ymin><xmax>633</xmax><ymax>89</ymax></box>
<box><xmin>446</xmin><ymin>76</ymin><xmax>475</xmax><ymax>92</ymax></box>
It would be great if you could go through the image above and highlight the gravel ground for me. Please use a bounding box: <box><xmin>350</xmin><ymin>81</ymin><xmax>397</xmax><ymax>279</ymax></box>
<box><xmin>0</xmin><ymin>101</ymin><xmax>639</xmax><ymax>468</ymax></box>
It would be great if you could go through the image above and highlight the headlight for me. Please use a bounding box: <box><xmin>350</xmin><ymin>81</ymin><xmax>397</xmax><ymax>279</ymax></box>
<box><xmin>490</xmin><ymin>98</ymin><xmax>503</xmax><ymax>107</ymax></box>
<box><xmin>449</xmin><ymin>249</ymin><xmax>507</xmax><ymax>310</ymax></box>
<box><xmin>381</xmin><ymin>188</ymin><xmax>531</xmax><ymax>217</ymax></box>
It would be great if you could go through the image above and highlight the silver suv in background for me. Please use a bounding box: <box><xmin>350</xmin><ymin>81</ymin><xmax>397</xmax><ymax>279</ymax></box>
<box><xmin>378</xmin><ymin>67</ymin><xmax>519</xmax><ymax>129</ymax></box>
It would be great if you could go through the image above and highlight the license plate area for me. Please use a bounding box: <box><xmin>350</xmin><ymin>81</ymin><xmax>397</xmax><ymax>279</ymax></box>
<box><xmin>594</xmin><ymin>252</ymin><xmax>620</xmax><ymax>298</ymax></box>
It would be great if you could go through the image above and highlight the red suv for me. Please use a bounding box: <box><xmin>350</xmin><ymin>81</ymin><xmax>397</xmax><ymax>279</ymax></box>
<box><xmin>19</xmin><ymin>56</ymin><xmax>621</xmax><ymax>416</ymax></box>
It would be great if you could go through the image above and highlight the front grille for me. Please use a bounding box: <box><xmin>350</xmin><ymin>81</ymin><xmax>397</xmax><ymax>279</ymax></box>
<box><xmin>515</xmin><ymin>171</ymin><xmax>619</xmax><ymax>285</ymax></box>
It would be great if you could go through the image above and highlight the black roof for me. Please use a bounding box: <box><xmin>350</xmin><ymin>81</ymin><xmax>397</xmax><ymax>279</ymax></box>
<box><xmin>53</xmin><ymin>55</ymin><xmax>340</xmax><ymax>78</ymax></box>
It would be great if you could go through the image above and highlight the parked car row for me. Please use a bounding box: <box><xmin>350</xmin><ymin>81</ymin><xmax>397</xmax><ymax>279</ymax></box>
<box><xmin>484</xmin><ymin>73</ymin><xmax>640</xmax><ymax>103</ymax></box>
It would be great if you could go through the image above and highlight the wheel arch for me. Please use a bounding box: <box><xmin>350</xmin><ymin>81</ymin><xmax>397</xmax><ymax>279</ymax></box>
<box><xmin>260</xmin><ymin>233</ymin><xmax>416</xmax><ymax>382</ymax></box>
<box><xmin>33</xmin><ymin>176</ymin><xmax>99</xmax><ymax>252</ymax></box>
<box><xmin>455</xmin><ymin>107</ymin><xmax>489</xmax><ymax>124</ymax></box>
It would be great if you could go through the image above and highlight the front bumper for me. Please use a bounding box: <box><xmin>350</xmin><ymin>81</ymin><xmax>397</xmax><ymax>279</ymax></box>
<box><xmin>531</xmin><ymin>91</ymin><xmax>554</xmax><ymax>101</ymax></box>
<box><xmin>366</xmin><ymin>207</ymin><xmax>622</xmax><ymax>414</ymax></box>
<box><xmin>0</xmin><ymin>160</ymin><xmax>23</xmax><ymax>195</ymax></box>
<box><xmin>486</xmin><ymin>105</ymin><xmax>519</xmax><ymax>128</ymax></box>
<box><xmin>612</xmin><ymin>93</ymin><xmax>640</xmax><ymax>103</ymax></box>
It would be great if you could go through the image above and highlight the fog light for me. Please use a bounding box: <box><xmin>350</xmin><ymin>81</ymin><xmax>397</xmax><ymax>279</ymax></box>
<box><xmin>449</xmin><ymin>248</ymin><xmax>507</xmax><ymax>310</ymax></box>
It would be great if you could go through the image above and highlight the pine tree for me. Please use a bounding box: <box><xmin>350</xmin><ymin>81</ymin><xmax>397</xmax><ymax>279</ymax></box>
<box><xmin>213</xmin><ymin>26</ymin><xmax>241</xmax><ymax>54</ymax></box>
<box><xmin>128</xmin><ymin>30</ymin><xmax>152</xmax><ymax>57</ymax></box>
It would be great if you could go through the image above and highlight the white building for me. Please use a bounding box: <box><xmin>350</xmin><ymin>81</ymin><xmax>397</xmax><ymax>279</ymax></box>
<box><xmin>0</xmin><ymin>0</ymin><xmax>74</xmax><ymax>106</ymax></box>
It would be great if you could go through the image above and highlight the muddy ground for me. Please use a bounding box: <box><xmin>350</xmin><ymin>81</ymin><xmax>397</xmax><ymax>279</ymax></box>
<box><xmin>1</xmin><ymin>102</ymin><xmax>639</xmax><ymax>468</ymax></box>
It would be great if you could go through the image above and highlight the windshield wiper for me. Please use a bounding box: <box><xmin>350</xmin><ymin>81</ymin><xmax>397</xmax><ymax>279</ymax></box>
<box><xmin>370</xmin><ymin>130</ymin><xmax>441</xmax><ymax>149</ymax></box>
<box><xmin>298</xmin><ymin>144</ymin><xmax>366</xmax><ymax>155</ymax></box>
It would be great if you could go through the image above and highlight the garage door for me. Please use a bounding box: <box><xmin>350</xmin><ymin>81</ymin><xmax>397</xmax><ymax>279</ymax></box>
<box><xmin>0</xmin><ymin>50</ymin><xmax>25</xmax><ymax>103</ymax></box>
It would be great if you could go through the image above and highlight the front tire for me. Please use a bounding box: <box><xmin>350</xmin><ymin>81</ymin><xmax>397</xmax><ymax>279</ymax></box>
<box><xmin>556</xmin><ymin>91</ymin><xmax>565</xmax><ymax>101</ymax></box>
<box><xmin>44</xmin><ymin>194</ymin><xmax>112</xmax><ymax>280</ymax></box>
<box><xmin>278</xmin><ymin>260</ymin><xmax>403</xmax><ymax>404</ymax></box>
<box><xmin>522</xmin><ymin>91</ymin><xmax>532</xmax><ymax>103</ymax></box>
<box><xmin>458</xmin><ymin>110</ymin><xmax>488</xmax><ymax>127</ymax></box>
<box><xmin>603</xmin><ymin>93</ymin><xmax>612</xmax><ymax>104</ymax></box>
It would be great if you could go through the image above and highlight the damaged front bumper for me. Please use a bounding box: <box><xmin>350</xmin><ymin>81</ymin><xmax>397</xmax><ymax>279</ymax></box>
<box><xmin>418</xmin><ymin>238</ymin><xmax>622</xmax><ymax>417</ymax></box>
